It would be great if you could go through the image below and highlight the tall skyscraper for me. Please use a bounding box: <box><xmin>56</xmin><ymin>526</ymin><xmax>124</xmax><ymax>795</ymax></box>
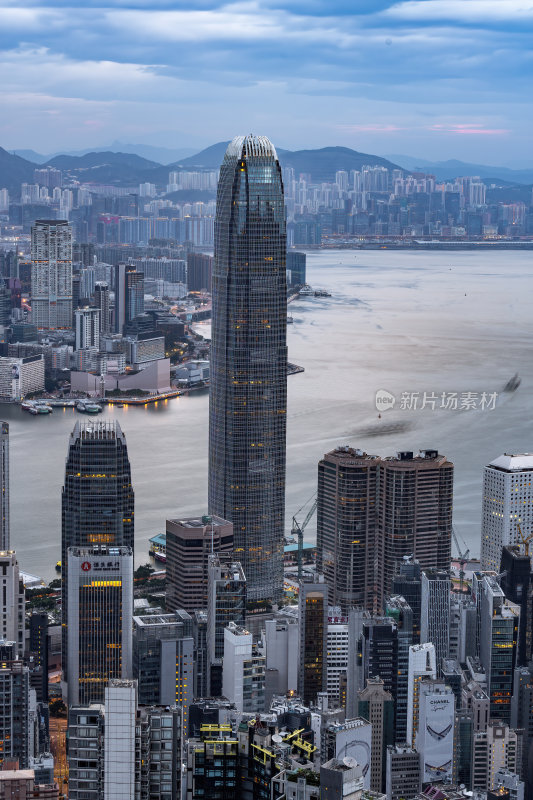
<box><xmin>317</xmin><ymin>447</ymin><xmax>381</xmax><ymax>613</ymax></box>
<box><xmin>420</xmin><ymin>569</ymin><xmax>451</xmax><ymax>667</ymax></box>
<box><xmin>67</xmin><ymin>545</ymin><xmax>133</xmax><ymax>706</ymax></box>
<box><xmin>298</xmin><ymin>578</ymin><xmax>328</xmax><ymax>705</ymax></box>
<box><xmin>380</xmin><ymin>450</ymin><xmax>453</xmax><ymax>593</ymax></box>
<box><xmin>406</xmin><ymin>642</ymin><xmax>437</xmax><ymax>745</ymax></box>
<box><xmin>481</xmin><ymin>453</ymin><xmax>533</xmax><ymax>572</ymax></box>
<box><xmin>0</xmin><ymin>421</ymin><xmax>9</xmax><ymax>550</ymax></box>
<box><xmin>114</xmin><ymin>263</ymin><xmax>144</xmax><ymax>334</ymax></box>
<box><xmin>61</xmin><ymin>421</ymin><xmax>134</xmax><ymax>676</ymax></box>
<box><xmin>207</xmin><ymin>553</ymin><xmax>246</xmax><ymax>696</ymax></box>
<box><xmin>208</xmin><ymin>134</ymin><xmax>287</xmax><ymax>602</ymax></box>
<box><xmin>94</xmin><ymin>282</ymin><xmax>111</xmax><ymax>334</ymax></box>
<box><xmin>74</xmin><ymin>307</ymin><xmax>100</xmax><ymax>351</ymax></box>
<box><xmin>0</xmin><ymin>551</ymin><xmax>25</xmax><ymax>656</ymax></box>
<box><xmin>31</xmin><ymin>220</ymin><xmax>72</xmax><ymax>330</ymax></box>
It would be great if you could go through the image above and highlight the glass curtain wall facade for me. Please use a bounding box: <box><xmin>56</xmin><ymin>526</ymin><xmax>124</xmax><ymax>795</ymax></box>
<box><xmin>208</xmin><ymin>135</ymin><xmax>287</xmax><ymax>603</ymax></box>
<box><xmin>0</xmin><ymin>422</ymin><xmax>9</xmax><ymax>550</ymax></box>
<box><xmin>61</xmin><ymin>420</ymin><xmax>134</xmax><ymax>676</ymax></box>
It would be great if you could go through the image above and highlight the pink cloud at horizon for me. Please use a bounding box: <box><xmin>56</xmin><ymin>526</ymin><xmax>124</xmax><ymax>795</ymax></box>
<box><xmin>428</xmin><ymin>123</ymin><xmax>510</xmax><ymax>136</ymax></box>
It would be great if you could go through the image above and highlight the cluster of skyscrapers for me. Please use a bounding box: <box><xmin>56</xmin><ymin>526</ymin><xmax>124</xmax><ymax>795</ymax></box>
<box><xmin>0</xmin><ymin>134</ymin><xmax>533</xmax><ymax>800</ymax></box>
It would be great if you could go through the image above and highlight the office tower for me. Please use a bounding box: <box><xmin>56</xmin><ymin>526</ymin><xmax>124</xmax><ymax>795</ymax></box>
<box><xmin>500</xmin><ymin>545</ymin><xmax>533</xmax><ymax>666</ymax></box>
<box><xmin>0</xmin><ymin>661</ymin><xmax>32</xmax><ymax>768</ymax></box>
<box><xmin>165</xmin><ymin>515</ymin><xmax>233</xmax><ymax>612</ymax></box>
<box><xmin>324</xmin><ymin>718</ymin><xmax>373</xmax><ymax>790</ymax></box>
<box><xmin>207</xmin><ymin>554</ymin><xmax>246</xmax><ymax>696</ymax></box>
<box><xmin>67</xmin><ymin>545</ymin><xmax>133</xmax><ymax>706</ymax></box>
<box><xmin>463</xmin><ymin>680</ymin><xmax>490</xmax><ymax>732</ymax></box>
<box><xmin>297</xmin><ymin>578</ymin><xmax>328</xmax><ymax>705</ymax></box>
<box><xmin>29</xmin><ymin>613</ymin><xmax>48</xmax><ymax>702</ymax></box>
<box><xmin>0</xmin><ymin>551</ymin><xmax>24</xmax><ymax>656</ymax></box>
<box><xmin>221</xmin><ymin>622</ymin><xmax>265</xmax><ymax>713</ymax></box>
<box><xmin>481</xmin><ymin>453</ymin><xmax>533</xmax><ymax>572</ymax></box>
<box><xmin>472</xmin><ymin>721</ymin><xmax>518</xmax><ymax>791</ymax></box>
<box><xmin>30</xmin><ymin>220</ymin><xmax>72</xmax><ymax>330</ymax></box>
<box><xmin>420</xmin><ymin>569</ymin><xmax>451</xmax><ymax>666</ymax></box>
<box><xmin>317</xmin><ymin>447</ymin><xmax>381</xmax><ymax>613</ymax></box>
<box><xmin>326</xmin><ymin>615</ymin><xmax>349</xmax><ymax>706</ymax></box>
<box><xmin>385</xmin><ymin>745</ymin><xmax>421</xmax><ymax>800</ymax></box>
<box><xmin>511</xmin><ymin>665</ymin><xmax>533</xmax><ymax>800</ymax></box>
<box><xmin>186</xmin><ymin>253</ymin><xmax>212</xmax><ymax>293</ymax></box>
<box><xmin>380</xmin><ymin>450</ymin><xmax>454</xmax><ymax>593</ymax></box>
<box><xmin>114</xmin><ymin>264</ymin><xmax>144</xmax><ymax>334</ymax></box>
<box><xmin>479</xmin><ymin>574</ymin><xmax>520</xmax><ymax>722</ymax></box>
<box><xmin>74</xmin><ymin>307</ymin><xmax>100</xmax><ymax>351</ymax></box>
<box><xmin>132</xmin><ymin>611</ymin><xmax>194</xmax><ymax>726</ymax></box>
<box><xmin>61</xmin><ymin>420</ymin><xmax>134</xmax><ymax>675</ymax></box>
<box><xmin>406</xmin><ymin>642</ymin><xmax>437</xmax><ymax>745</ymax></box>
<box><xmin>0</xmin><ymin>423</ymin><xmax>9</xmax><ymax>551</ymax></box>
<box><xmin>441</xmin><ymin>658</ymin><xmax>462</xmax><ymax>707</ymax></box>
<box><xmin>391</xmin><ymin>559</ymin><xmax>422</xmax><ymax>642</ymax></box>
<box><xmin>358</xmin><ymin>677</ymin><xmax>394</xmax><ymax>793</ymax></box>
<box><xmin>208</xmin><ymin>134</ymin><xmax>287</xmax><ymax>603</ymax></box>
<box><xmin>286</xmin><ymin>251</ymin><xmax>306</xmax><ymax>287</ymax></box>
<box><xmin>264</xmin><ymin>617</ymin><xmax>299</xmax><ymax>698</ymax></box>
<box><xmin>386</xmin><ymin>595</ymin><xmax>414</xmax><ymax>742</ymax></box>
<box><xmin>321</xmin><ymin>758</ymin><xmax>364</xmax><ymax>800</ymax></box>
<box><xmin>139</xmin><ymin>705</ymin><xmax>183</xmax><ymax>800</ymax></box>
<box><xmin>361</xmin><ymin>617</ymin><xmax>398</xmax><ymax>700</ymax></box>
<box><xmin>94</xmin><ymin>282</ymin><xmax>111</xmax><ymax>334</ymax></box>
<box><xmin>103</xmin><ymin>679</ymin><xmax>137</xmax><ymax>800</ymax></box>
<box><xmin>416</xmin><ymin>680</ymin><xmax>455</xmax><ymax>785</ymax></box>
<box><xmin>455</xmin><ymin>709</ymin><xmax>474</xmax><ymax>789</ymax></box>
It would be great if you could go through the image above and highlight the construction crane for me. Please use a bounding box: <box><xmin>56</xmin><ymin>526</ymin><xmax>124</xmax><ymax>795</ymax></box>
<box><xmin>291</xmin><ymin>494</ymin><xmax>317</xmax><ymax>581</ymax></box>
<box><xmin>517</xmin><ymin>523</ymin><xmax>533</xmax><ymax>557</ymax></box>
<box><xmin>451</xmin><ymin>525</ymin><xmax>470</xmax><ymax>593</ymax></box>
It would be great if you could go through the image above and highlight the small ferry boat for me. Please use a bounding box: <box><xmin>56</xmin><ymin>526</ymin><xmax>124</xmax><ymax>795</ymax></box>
<box><xmin>55</xmin><ymin>561</ymin><xmax>61</xmax><ymax>572</ymax></box>
<box><xmin>299</xmin><ymin>284</ymin><xmax>314</xmax><ymax>296</ymax></box>
<box><xmin>287</xmin><ymin>315</ymin><xmax>294</xmax><ymax>324</ymax></box>
<box><xmin>77</xmin><ymin>401</ymin><xmax>102</xmax><ymax>414</ymax></box>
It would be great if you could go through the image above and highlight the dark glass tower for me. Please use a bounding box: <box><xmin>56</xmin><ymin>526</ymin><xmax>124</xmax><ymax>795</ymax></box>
<box><xmin>61</xmin><ymin>420</ymin><xmax>134</xmax><ymax>675</ymax></box>
<box><xmin>208</xmin><ymin>135</ymin><xmax>287</xmax><ymax>602</ymax></box>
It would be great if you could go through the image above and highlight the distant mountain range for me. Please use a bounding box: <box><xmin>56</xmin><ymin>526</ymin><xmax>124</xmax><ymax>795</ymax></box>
<box><xmin>13</xmin><ymin>141</ymin><xmax>198</xmax><ymax>165</ymax></box>
<box><xmin>386</xmin><ymin>154</ymin><xmax>533</xmax><ymax>186</ymax></box>
<box><xmin>1</xmin><ymin>141</ymin><xmax>532</xmax><ymax>197</ymax></box>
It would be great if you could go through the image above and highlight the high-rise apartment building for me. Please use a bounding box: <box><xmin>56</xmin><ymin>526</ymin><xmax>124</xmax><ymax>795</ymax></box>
<box><xmin>0</xmin><ymin>551</ymin><xmax>25</xmax><ymax>656</ymax></box>
<box><xmin>208</xmin><ymin>135</ymin><xmax>287</xmax><ymax>603</ymax></box>
<box><xmin>165</xmin><ymin>515</ymin><xmax>233</xmax><ymax>612</ymax></box>
<box><xmin>221</xmin><ymin>622</ymin><xmax>265</xmax><ymax>713</ymax></box>
<box><xmin>481</xmin><ymin>453</ymin><xmax>533</xmax><ymax>572</ymax></box>
<box><xmin>31</xmin><ymin>220</ymin><xmax>72</xmax><ymax>330</ymax></box>
<box><xmin>386</xmin><ymin>745</ymin><xmax>421</xmax><ymax>800</ymax></box>
<box><xmin>0</xmin><ymin>660</ymin><xmax>32</xmax><ymax>768</ymax></box>
<box><xmin>61</xmin><ymin>421</ymin><xmax>134</xmax><ymax>676</ymax></box>
<box><xmin>67</xmin><ymin>545</ymin><xmax>133</xmax><ymax>706</ymax></box>
<box><xmin>317</xmin><ymin>447</ymin><xmax>381</xmax><ymax>613</ymax></box>
<box><xmin>0</xmin><ymin>422</ymin><xmax>9</xmax><ymax>550</ymax></box>
<box><xmin>357</xmin><ymin>677</ymin><xmax>394</xmax><ymax>793</ymax></box>
<box><xmin>74</xmin><ymin>307</ymin><xmax>100</xmax><ymax>351</ymax></box>
<box><xmin>104</xmin><ymin>679</ymin><xmax>137</xmax><ymax>800</ymax></box>
<box><xmin>380</xmin><ymin>450</ymin><xmax>453</xmax><ymax>593</ymax></box>
<box><xmin>94</xmin><ymin>282</ymin><xmax>111</xmax><ymax>334</ymax></box>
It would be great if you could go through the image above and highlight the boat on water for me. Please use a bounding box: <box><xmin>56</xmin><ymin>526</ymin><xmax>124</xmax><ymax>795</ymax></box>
<box><xmin>55</xmin><ymin>561</ymin><xmax>61</xmax><ymax>572</ymax></box>
<box><xmin>314</xmin><ymin>289</ymin><xmax>331</xmax><ymax>297</ymax></box>
<box><xmin>153</xmin><ymin>551</ymin><xmax>167</xmax><ymax>564</ymax></box>
<box><xmin>299</xmin><ymin>284</ymin><xmax>315</xmax><ymax>296</ymax></box>
<box><xmin>22</xmin><ymin>400</ymin><xmax>52</xmax><ymax>414</ymax></box>
<box><xmin>503</xmin><ymin>373</ymin><xmax>521</xmax><ymax>392</ymax></box>
<box><xmin>77</xmin><ymin>401</ymin><xmax>103</xmax><ymax>414</ymax></box>
<box><xmin>287</xmin><ymin>315</ymin><xmax>294</xmax><ymax>324</ymax></box>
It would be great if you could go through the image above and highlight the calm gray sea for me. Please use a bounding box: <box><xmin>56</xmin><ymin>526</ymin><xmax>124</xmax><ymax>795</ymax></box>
<box><xmin>6</xmin><ymin>249</ymin><xmax>533</xmax><ymax>581</ymax></box>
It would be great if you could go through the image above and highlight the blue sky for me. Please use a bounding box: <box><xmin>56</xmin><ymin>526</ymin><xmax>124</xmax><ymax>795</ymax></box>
<box><xmin>0</xmin><ymin>0</ymin><xmax>532</xmax><ymax>164</ymax></box>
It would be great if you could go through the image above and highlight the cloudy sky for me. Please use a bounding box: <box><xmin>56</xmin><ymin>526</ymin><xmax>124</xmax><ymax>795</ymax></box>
<box><xmin>0</xmin><ymin>0</ymin><xmax>531</xmax><ymax>164</ymax></box>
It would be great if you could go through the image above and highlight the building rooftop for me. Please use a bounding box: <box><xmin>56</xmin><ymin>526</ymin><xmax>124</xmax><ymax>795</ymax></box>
<box><xmin>225</xmin><ymin>134</ymin><xmax>278</xmax><ymax>161</ymax></box>
<box><xmin>488</xmin><ymin>453</ymin><xmax>533</xmax><ymax>472</ymax></box>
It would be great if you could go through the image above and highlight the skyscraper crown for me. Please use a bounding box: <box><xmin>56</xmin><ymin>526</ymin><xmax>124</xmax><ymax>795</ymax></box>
<box><xmin>225</xmin><ymin>134</ymin><xmax>278</xmax><ymax>161</ymax></box>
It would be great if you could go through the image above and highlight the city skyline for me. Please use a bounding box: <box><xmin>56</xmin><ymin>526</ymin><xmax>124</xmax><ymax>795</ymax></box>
<box><xmin>0</xmin><ymin>1</ymin><xmax>531</xmax><ymax>164</ymax></box>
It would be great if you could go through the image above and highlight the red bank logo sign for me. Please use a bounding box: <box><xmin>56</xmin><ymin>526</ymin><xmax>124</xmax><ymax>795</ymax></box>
<box><xmin>81</xmin><ymin>561</ymin><xmax>92</xmax><ymax>572</ymax></box>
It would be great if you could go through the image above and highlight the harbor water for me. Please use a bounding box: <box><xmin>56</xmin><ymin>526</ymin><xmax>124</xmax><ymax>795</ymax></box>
<box><xmin>7</xmin><ymin>249</ymin><xmax>533</xmax><ymax>581</ymax></box>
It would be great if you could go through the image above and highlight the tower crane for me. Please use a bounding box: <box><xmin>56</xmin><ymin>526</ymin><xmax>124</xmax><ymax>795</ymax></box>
<box><xmin>291</xmin><ymin>494</ymin><xmax>317</xmax><ymax>581</ymax></box>
<box><xmin>517</xmin><ymin>523</ymin><xmax>533</xmax><ymax>557</ymax></box>
<box><xmin>452</xmin><ymin>526</ymin><xmax>470</xmax><ymax>593</ymax></box>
